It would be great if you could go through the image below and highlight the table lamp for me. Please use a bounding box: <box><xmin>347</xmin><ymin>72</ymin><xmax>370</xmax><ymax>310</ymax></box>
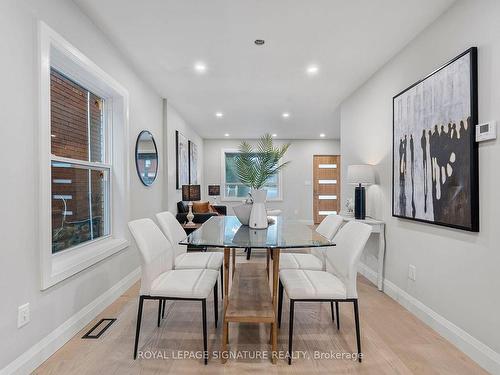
<box><xmin>182</xmin><ymin>184</ymin><xmax>201</xmax><ymax>227</ymax></box>
<box><xmin>347</xmin><ymin>165</ymin><xmax>375</xmax><ymax>220</ymax></box>
<box><xmin>208</xmin><ymin>184</ymin><xmax>220</xmax><ymax>204</ymax></box>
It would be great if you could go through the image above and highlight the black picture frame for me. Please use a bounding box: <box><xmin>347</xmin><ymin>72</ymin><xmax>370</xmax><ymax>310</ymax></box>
<box><xmin>188</xmin><ymin>140</ymin><xmax>198</xmax><ymax>184</ymax></box>
<box><xmin>175</xmin><ymin>130</ymin><xmax>189</xmax><ymax>189</ymax></box>
<box><xmin>392</xmin><ymin>47</ymin><xmax>479</xmax><ymax>232</ymax></box>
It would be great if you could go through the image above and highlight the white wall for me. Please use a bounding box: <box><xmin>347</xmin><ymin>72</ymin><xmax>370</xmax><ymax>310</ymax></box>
<box><xmin>204</xmin><ymin>139</ymin><xmax>340</xmax><ymax>222</ymax></box>
<box><xmin>340</xmin><ymin>0</ymin><xmax>500</xmax><ymax>371</ymax></box>
<box><xmin>164</xmin><ymin>101</ymin><xmax>204</xmax><ymax>213</ymax></box>
<box><xmin>0</xmin><ymin>0</ymin><xmax>164</xmax><ymax>370</ymax></box>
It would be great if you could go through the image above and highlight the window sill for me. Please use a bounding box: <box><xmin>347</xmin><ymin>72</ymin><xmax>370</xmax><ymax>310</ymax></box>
<box><xmin>42</xmin><ymin>237</ymin><xmax>129</xmax><ymax>290</ymax></box>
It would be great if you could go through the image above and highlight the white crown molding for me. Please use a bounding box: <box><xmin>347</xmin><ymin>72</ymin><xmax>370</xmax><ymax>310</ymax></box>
<box><xmin>0</xmin><ymin>268</ymin><xmax>140</xmax><ymax>375</ymax></box>
<box><xmin>358</xmin><ymin>263</ymin><xmax>500</xmax><ymax>374</ymax></box>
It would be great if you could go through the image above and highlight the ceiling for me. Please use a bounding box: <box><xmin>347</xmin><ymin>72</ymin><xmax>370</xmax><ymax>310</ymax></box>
<box><xmin>74</xmin><ymin>0</ymin><xmax>454</xmax><ymax>139</ymax></box>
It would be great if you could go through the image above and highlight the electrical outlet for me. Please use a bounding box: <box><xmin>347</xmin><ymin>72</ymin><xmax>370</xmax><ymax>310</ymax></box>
<box><xmin>18</xmin><ymin>303</ymin><xmax>30</xmax><ymax>328</ymax></box>
<box><xmin>408</xmin><ymin>265</ymin><xmax>416</xmax><ymax>281</ymax></box>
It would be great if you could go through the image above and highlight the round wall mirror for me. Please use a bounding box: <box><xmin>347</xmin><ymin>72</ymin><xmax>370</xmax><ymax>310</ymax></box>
<box><xmin>135</xmin><ymin>130</ymin><xmax>158</xmax><ymax>186</ymax></box>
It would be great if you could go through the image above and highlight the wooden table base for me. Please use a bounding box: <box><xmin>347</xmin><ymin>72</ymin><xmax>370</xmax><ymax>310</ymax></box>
<box><xmin>221</xmin><ymin>248</ymin><xmax>280</xmax><ymax>364</ymax></box>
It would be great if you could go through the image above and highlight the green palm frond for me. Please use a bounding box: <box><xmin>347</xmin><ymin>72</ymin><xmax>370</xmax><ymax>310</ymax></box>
<box><xmin>234</xmin><ymin>141</ymin><xmax>258</xmax><ymax>187</ymax></box>
<box><xmin>234</xmin><ymin>134</ymin><xmax>291</xmax><ymax>189</ymax></box>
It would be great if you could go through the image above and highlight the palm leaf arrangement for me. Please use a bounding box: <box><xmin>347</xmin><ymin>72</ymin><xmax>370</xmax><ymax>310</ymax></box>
<box><xmin>234</xmin><ymin>134</ymin><xmax>291</xmax><ymax>190</ymax></box>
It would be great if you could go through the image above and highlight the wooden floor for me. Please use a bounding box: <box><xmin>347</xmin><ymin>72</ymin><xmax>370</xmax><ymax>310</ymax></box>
<box><xmin>34</xmin><ymin>251</ymin><xmax>486</xmax><ymax>374</ymax></box>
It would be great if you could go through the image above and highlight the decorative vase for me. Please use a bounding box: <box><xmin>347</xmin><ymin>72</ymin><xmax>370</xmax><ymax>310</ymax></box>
<box><xmin>249</xmin><ymin>188</ymin><xmax>268</xmax><ymax>229</ymax></box>
<box><xmin>233</xmin><ymin>202</ymin><xmax>252</xmax><ymax>226</ymax></box>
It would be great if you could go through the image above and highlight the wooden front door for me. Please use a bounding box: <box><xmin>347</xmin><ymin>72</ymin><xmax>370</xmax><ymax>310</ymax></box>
<box><xmin>313</xmin><ymin>155</ymin><xmax>341</xmax><ymax>224</ymax></box>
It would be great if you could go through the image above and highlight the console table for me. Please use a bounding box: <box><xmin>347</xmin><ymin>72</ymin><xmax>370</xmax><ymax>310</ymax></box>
<box><xmin>340</xmin><ymin>215</ymin><xmax>385</xmax><ymax>291</ymax></box>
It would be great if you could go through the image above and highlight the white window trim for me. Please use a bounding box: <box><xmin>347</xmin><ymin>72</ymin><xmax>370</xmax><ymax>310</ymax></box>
<box><xmin>220</xmin><ymin>148</ymin><xmax>283</xmax><ymax>202</ymax></box>
<box><xmin>38</xmin><ymin>22</ymin><xmax>130</xmax><ymax>290</ymax></box>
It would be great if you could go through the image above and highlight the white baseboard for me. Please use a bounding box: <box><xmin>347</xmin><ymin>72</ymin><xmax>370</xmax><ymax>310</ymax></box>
<box><xmin>0</xmin><ymin>268</ymin><xmax>141</xmax><ymax>375</ymax></box>
<box><xmin>358</xmin><ymin>263</ymin><xmax>500</xmax><ymax>374</ymax></box>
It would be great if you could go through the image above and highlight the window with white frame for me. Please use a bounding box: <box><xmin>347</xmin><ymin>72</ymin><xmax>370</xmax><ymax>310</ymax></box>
<box><xmin>39</xmin><ymin>22</ymin><xmax>130</xmax><ymax>289</ymax></box>
<box><xmin>222</xmin><ymin>150</ymin><xmax>282</xmax><ymax>201</ymax></box>
<box><xmin>50</xmin><ymin>69</ymin><xmax>110</xmax><ymax>253</ymax></box>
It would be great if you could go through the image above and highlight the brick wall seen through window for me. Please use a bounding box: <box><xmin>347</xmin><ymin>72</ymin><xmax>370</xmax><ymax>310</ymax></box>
<box><xmin>50</xmin><ymin>69</ymin><xmax>108</xmax><ymax>253</ymax></box>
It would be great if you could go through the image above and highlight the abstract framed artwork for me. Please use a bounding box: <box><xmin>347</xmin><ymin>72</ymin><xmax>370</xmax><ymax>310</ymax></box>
<box><xmin>175</xmin><ymin>130</ymin><xmax>189</xmax><ymax>189</ymax></box>
<box><xmin>392</xmin><ymin>47</ymin><xmax>479</xmax><ymax>232</ymax></box>
<box><xmin>188</xmin><ymin>140</ymin><xmax>198</xmax><ymax>184</ymax></box>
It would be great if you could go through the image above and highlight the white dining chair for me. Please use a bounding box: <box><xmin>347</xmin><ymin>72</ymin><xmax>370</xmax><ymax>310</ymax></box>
<box><xmin>156</xmin><ymin>211</ymin><xmax>224</xmax><ymax>287</ymax></box>
<box><xmin>279</xmin><ymin>214</ymin><xmax>344</xmax><ymax>271</ymax></box>
<box><xmin>278</xmin><ymin>221</ymin><xmax>371</xmax><ymax>365</ymax></box>
<box><xmin>128</xmin><ymin>218</ymin><xmax>219</xmax><ymax>364</ymax></box>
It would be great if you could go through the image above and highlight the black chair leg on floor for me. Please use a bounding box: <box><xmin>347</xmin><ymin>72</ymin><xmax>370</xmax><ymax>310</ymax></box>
<box><xmin>220</xmin><ymin>265</ymin><xmax>223</xmax><ymax>300</ymax></box>
<box><xmin>133</xmin><ymin>296</ymin><xmax>144</xmax><ymax>359</ymax></box>
<box><xmin>246</xmin><ymin>247</ymin><xmax>251</xmax><ymax>260</ymax></box>
<box><xmin>214</xmin><ymin>281</ymin><xmax>218</xmax><ymax>328</ymax></box>
<box><xmin>330</xmin><ymin>301</ymin><xmax>335</xmax><ymax>322</ymax></box>
<box><xmin>278</xmin><ymin>280</ymin><xmax>284</xmax><ymax>328</ymax></box>
<box><xmin>161</xmin><ymin>300</ymin><xmax>166</xmax><ymax>319</ymax></box>
<box><xmin>157</xmin><ymin>299</ymin><xmax>162</xmax><ymax>327</ymax></box>
<box><xmin>353</xmin><ymin>299</ymin><xmax>362</xmax><ymax>362</ymax></box>
<box><xmin>202</xmin><ymin>299</ymin><xmax>208</xmax><ymax>365</ymax></box>
<box><xmin>336</xmin><ymin>302</ymin><xmax>340</xmax><ymax>330</ymax></box>
<box><xmin>288</xmin><ymin>300</ymin><xmax>295</xmax><ymax>365</ymax></box>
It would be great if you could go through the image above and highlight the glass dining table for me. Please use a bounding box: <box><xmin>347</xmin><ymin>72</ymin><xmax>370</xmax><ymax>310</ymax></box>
<box><xmin>180</xmin><ymin>215</ymin><xmax>335</xmax><ymax>363</ymax></box>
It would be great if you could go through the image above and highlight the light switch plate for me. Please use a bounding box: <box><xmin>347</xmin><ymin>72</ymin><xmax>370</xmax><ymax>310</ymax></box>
<box><xmin>408</xmin><ymin>265</ymin><xmax>417</xmax><ymax>281</ymax></box>
<box><xmin>18</xmin><ymin>303</ymin><xmax>30</xmax><ymax>328</ymax></box>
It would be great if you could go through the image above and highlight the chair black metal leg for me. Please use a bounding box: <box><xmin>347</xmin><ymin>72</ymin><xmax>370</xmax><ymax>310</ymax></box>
<box><xmin>157</xmin><ymin>299</ymin><xmax>162</xmax><ymax>327</ymax></box>
<box><xmin>353</xmin><ymin>299</ymin><xmax>362</xmax><ymax>362</ymax></box>
<box><xmin>288</xmin><ymin>300</ymin><xmax>295</xmax><ymax>365</ymax></box>
<box><xmin>161</xmin><ymin>300</ymin><xmax>166</xmax><ymax>319</ymax></box>
<box><xmin>330</xmin><ymin>301</ymin><xmax>335</xmax><ymax>322</ymax></box>
<box><xmin>278</xmin><ymin>280</ymin><xmax>284</xmax><ymax>328</ymax></box>
<box><xmin>246</xmin><ymin>247</ymin><xmax>251</xmax><ymax>260</ymax></box>
<box><xmin>214</xmin><ymin>281</ymin><xmax>218</xmax><ymax>328</ymax></box>
<box><xmin>336</xmin><ymin>302</ymin><xmax>340</xmax><ymax>330</ymax></box>
<box><xmin>133</xmin><ymin>296</ymin><xmax>144</xmax><ymax>359</ymax></box>
<box><xmin>202</xmin><ymin>299</ymin><xmax>208</xmax><ymax>365</ymax></box>
<box><xmin>220</xmin><ymin>265</ymin><xmax>223</xmax><ymax>300</ymax></box>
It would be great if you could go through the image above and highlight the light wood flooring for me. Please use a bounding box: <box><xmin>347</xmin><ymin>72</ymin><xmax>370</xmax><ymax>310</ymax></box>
<box><xmin>34</xmin><ymin>251</ymin><xmax>487</xmax><ymax>374</ymax></box>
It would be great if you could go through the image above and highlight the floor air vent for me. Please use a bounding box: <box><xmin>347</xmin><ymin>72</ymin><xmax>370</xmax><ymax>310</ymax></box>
<box><xmin>82</xmin><ymin>318</ymin><xmax>116</xmax><ymax>339</ymax></box>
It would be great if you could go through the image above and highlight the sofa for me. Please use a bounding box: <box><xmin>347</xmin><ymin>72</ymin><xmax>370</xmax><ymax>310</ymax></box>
<box><xmin>176</xmin><ymin>201</ymin><xmax>227</xmax><ymax>224</ymax></box>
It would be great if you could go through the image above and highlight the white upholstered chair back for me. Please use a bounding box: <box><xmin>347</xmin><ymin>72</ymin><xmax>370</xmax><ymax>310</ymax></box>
<box><xmin>310</xmin><ymin>214</ymin><xmax>344</xmax><ymax>263</ymax></box>
<box><xmin>128</xmin><ymin>218</ymin><xmax>173</xmax><ymax>295</ymax></box>
<box><xmin>155</xmin><ymin>211</ymin><xmax>188</xmax><ymax>260</ymax></box>
<box><xmin>325</xmin><ymin>221</ymin><xmax>371</xmax><ymax>298</ymax></box>
<box><xmin>316</xmin><ymin>214</ymin><xmax>344</xmax><ymax>240</ymax></box>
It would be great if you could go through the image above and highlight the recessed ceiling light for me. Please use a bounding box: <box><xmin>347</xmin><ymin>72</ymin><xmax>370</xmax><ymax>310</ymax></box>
<box><xmin>215</xmin><ymin>112</ymin><xmax>224</xmax><ymax>118</ymax></box>
<box><xmin>306</xmin><ymin>64</ymin><xmax>319</xmax><ymax>75</ymax></box>
<box><xmin>282</xmin><ymin>112</ymin><xmax>290</xmax><ymax>118</ymax></box>
<box><xmin>194</xmin><ymin>62</ymin><xmax>207</xmax><ymax>73</ymax></box>
<box><xmin>319</xmin><ymin>133</ymin><xmax>326</xmax><ymax>138</ymax></box>
<box><xmin>254</xmin><ymin>39</ymin><xmax>265</xmax><ymax>46</ymax></box>
<box><xmin>224</xmin><ymin>133</ymin><xmax>230</xmax><ymax>137</ymax></box>
<box><xmin>272</xmin><ymin>134</ymin><xmax>277</xmax><ymax>137</ymax></box>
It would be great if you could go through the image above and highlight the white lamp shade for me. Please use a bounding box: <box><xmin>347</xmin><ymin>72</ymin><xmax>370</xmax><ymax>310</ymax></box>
<box><xmin>347</xmin><ymin>164</ymin><xmax>375</xmax><ymax>185</ymax></box>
